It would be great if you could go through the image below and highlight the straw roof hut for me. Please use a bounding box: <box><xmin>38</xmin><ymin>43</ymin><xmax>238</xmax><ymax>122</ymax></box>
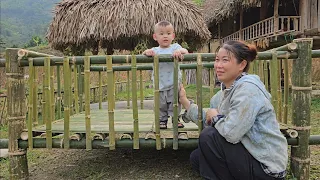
<box><xmin>46</xmin><ymin>0</ymin><xmax>211</xmax><ymax>54</ymax></box>
<box><xmin>203</xmin><ymin>0</ymin><xmax>260</xmax><ymax>26</ymax></box>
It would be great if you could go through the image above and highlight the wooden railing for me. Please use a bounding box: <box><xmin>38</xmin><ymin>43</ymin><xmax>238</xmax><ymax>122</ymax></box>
<box><xmin>221</xmin><ymin>16</ymin><xmax>301</xmax><ymax>43</ymax></box>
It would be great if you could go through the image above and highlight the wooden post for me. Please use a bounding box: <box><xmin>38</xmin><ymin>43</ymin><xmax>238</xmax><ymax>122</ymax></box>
<box><xmin>239</xmin><ymin>8</ymin><xmax>243</xmax><ymax>40</ymax></box>
<box><xmin>300</xmin><ymin>0</ymin><xmax>309</xmax><ymax>32</ymax></box>
<box><xmin>311</xmin><ymin>0</ymin><xmax>318</xmax><ymax>28</ymax></box>
<box><xmin>6</xmin><ymin>49</ymin><xmax>29</xmax><ymax>179</ymax></box>
<box><xmin>283</xmin><ymin>58</ymin><xmax>289</xmax><ymax>124</ymax></box>
<box><xmin>290</xmin><ymin>38</ymin><xmax>313</xmax><ymax>180</ymax></box>
<box><xmin>270</xmin><ymin>52</ymin><xmax>279</xmax><ymax>118</ymax></box>
<box><xmin>79</xmin><ymin>66</ymin><xmax>84</xmax><ymax>112</ymax></box>
<box><xmin>74</xmin><ymin>65</ymin><xmax>79</xmax><ymax>114</ymax></box>
<box><xmin>274</xmin><ymin>0</ymin><xmax>279</xmax><ymax>33</ymax></box>
<box><xmin>33</xmin><ymin>67</ymin><xmax>38</xmax><ymax>125</ymax></box>
<box><xmin>126</xmin><ymin>71</ymin><xmax>130</xmax><ymax>109</ymax></box>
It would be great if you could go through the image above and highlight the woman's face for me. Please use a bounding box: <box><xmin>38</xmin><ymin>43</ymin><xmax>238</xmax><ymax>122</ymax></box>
<box><xmin>214</xmin><ymin>48</ymin><xmax>247</xmax><ymax>88</ymax></box>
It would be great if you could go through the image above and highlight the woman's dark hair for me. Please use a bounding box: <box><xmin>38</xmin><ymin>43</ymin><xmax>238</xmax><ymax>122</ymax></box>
<box><xmin>219</xmin><ymin>41</ymin><xmax>258</xmax><ymax>72</ymax></box>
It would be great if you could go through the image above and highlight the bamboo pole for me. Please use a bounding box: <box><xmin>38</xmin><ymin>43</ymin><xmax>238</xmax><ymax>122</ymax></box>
<box><xmin>270</xmin><ymin>52</ymin><xmax>279</xmax><ymax>118</ymax></box>
<box><xmin>17</xmin><ymin>51</ymin><xmax>311</xmax><ymax>67</ymax></box>
<box><xmin>33</xmin><ymin>67</ymin><xmax>38</xmax><ymax>125</ymax></box>
<box><xmin>259</xmin><ymin>61</ymin><xmax>264</xmax><ymax>82</ymax></box>
<box><xmin>182</xmin><ymin>69</ymin><xmax>186</xmax><ymax>87</ymax></box>
<box><xmin>56</xmin><ymin>65</ymin><xmax>62</xmax><ymax>119</ymax></box>
<box><xmin>41</xmin><ymin>72</ymin><xmax>45</xmax><ymax>125</ymax></box>
<box><xmin>84</xmin><ymin>56</ymin><xmax>92</xmax><ymax>150</ymax></box>
<box><xmin>50</xmin><ymin>66</ymin><xmax>55</xmax><ymax>122</ymax></box>
<box><xmin>154</xmin><ymin>55</ymin><xmax>161</xmax><ymax>150</ymax></box>
<box><xmin>107</xmin><ymin>55</ymin><xmax>115</xmax><ymax>150</ymax></box>
<box><xmin>277</xmin><ymin>60</ymin><xmax>282</xmax><ymax>122</ymax></box>
<box><xmin>74</xmin><ymin>65</ymin><xmax>79</xmax><ymax>114</ymax></box>
<box><xmin>99</xmin><ymin>71</ymin><xmax>102</xmax><ymax>109</ymax></box>
<box><xmin>28</xmin><ymin>58</ymin><xmax>34</xmax><ymax>150</ymax></box>
<box><xmin>6</xmin><ymin>48</ymin><xmax>29</xmax><ymax>179</ymax></box>
<box><xmin>196</xmin><ymin>54</ymin><xmax>203</xmax><ymax>132</ymax></box>
<box><xmin>264</xmin><ymin>61</ymin><xmax>269</xmax><ymax>92</ymax></box>
<box><xmin>63</xmin><ymin>57</ymin><xmax>70</xmax><ymax>149</ymax></box>
<box><xmin>209</xmin><ymin>68</ymin><xmax>215</xmax><ymax>97</ymax></box>
<box><xmin>79</xmin><ymin>66</ymin><xmax>84</xmax><ymax>112</ymax></box>
<box><xmin>283</xmin><ymin>57</ymin><xmax>289</xmax><ymax>124</ymax></box>
<box><xmin>2</xmin><ymin>136</ymin><xmax>320</xmax><ymax>149</ymax></box>
<box><xmin>127</xmin><ymin>71</ymin><xmax>130</xmax><ymax>109</ymax></box>
<box><xmin>290</xmin><ymin>38</ymin><xmax>313</xmax><ymax>180</ymax></box>
<box><xmin>44</xmin><ymin>57</ymin><xmax>52</xmax><ymax>149</ymax></box>
<box><xmin>139</xmin><ymin>70</ymin><xmax>144</xmax><ymax>109</ymax></box>
<box><xmin>173</xmin><ymin>57</ymin><xmax>179</xmax><ymax>150</ymax></box>
<box><xmin>131</xmin><ymin>55</ymin><xmax>139</xmax><ymax>149</ymax></box>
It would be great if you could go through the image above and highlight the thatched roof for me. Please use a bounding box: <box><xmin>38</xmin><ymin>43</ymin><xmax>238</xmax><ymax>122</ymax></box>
<box><xmin>203</xmin><ymin>0</ymin><xmax>260</xmax><ymax>25</ymax></box>
<box><xmin>46</xmin><ymin>0</ymin><xmax>211</xmax><ymax>53</ymax></box>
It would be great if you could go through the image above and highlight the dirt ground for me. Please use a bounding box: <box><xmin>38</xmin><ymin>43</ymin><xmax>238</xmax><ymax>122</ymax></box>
<box><xmin>27</xmin><ymin>148</ymin><xmax>200</xmax><ymax>180</ymax></box>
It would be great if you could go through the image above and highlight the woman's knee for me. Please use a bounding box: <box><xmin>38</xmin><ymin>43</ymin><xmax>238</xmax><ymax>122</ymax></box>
<box><xmin>199</xmin><ymin>127</ymin><xmax>220</xmax><ymax>142</ymax></box>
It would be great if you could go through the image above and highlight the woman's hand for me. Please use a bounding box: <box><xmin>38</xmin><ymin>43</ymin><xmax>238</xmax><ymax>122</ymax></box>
<box><xmin>179</xmin><ymin>84</ymin><xmax>190</xmax><ymax>110</ymax></box>
<box><xmin>206</xmin><ymin>108</ymin><xmax>219</xmax><ymax>125</ymax></box>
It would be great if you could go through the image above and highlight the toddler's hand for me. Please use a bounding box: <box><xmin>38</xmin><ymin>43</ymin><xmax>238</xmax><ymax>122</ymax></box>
<box><xmin>143</xmin><ymin>49</ymin><xmax>155</xmax><ymax>56</ymax></box>
<box><xmin>173</xmin><ymin>50</ymin><xmax>184</xmax><ymax>61</ymax></box>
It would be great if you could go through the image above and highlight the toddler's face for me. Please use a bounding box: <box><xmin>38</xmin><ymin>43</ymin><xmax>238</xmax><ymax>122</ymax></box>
<box><xmin>153</xmin><ymin>25</ymin><xmax>175</xmax><ymax>48</ymax></box>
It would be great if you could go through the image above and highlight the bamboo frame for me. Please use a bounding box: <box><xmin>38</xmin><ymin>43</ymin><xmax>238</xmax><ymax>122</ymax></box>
<box><xmin>107</xmin><ymin>55</ymin><xmax>115</xmax><ymax>150</ymax></box>
<box><xmin>277</xmin><ymin>59</ymin><xmax>282</xmax><ymax>122</ymax></box>
<box><xmin>50</xmin><ymin>66</ymin><xmax>55</xmax><ymax>125</ymax></box>
<box><xmin>173</xmin><ymin>57</ymin><xmax>179</xmax><ymax>150</ymax></box>
<box><xmin>196</xmin><ymin>54</ymin><xmax>203</xmax><ymax>132</ymax></box>
<box><xmin>41</xmin><ymin>72</ymin><xmax>45</xmax><ymax>125</ymax></box>
<box><xmin>131</xmin><ymin>55</ymin><xmax>139</xmax><ymax>149</ymax></box>
<box><xmin>28</xmin><ymin>58</ymin><xmax>34</xmax><ymax>149</ymax></box>
<box><xmin>79</xmin><ymin>66</ymin><xmax>84</xmax><ymax>112</ymax></box>
<box><xmin>63</xmin><ymin>57</ymin><xmax>71</xmax><ymax>149</ymax></box>
<box><xmin>154</xmin><ymin>55</ymin><xmax>161</xmax><ymax>150</ymax></box>
<box><xmin>84</xmin><ymin>56</ymin><xmax>92</xmax><ymax>150</ymax></box>
<box><xmin>264</xmin><ymin>61</ymin><xmax>269</xmax><ymax>91</ymax></box>
<box><xmin>44</xmin><ymin>57</ymin><xmax>52</xmax><ymax>149</ymax></box>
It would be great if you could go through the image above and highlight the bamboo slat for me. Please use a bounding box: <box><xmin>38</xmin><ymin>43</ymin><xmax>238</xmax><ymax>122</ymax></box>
<box><xmin>84</xmin><ymin>56</ymin><xmax>92</xmax><ymax>150</ymax></box>
<box><xmin>63</xmin><ymin>57</ymin><xmax>70</xmax><ymax>149</ymax></box>
<box><xmin>283</xmin><ymin>58</ymin><xmax>289</xmax><ymax>124</ymax></box>
<box><xmin>44</xmin><ymin>57</ymin><xmax>52</xmax><ymax>149</ymax></box>
<box><xmin>74</xmin><ymin>65</ymin><xmax>79</xmax><ymax>114</ymax></box>
<box><xmin>56</xmin><ymin>65</ymin><xmax>62</xmax><ymax>119</ymax></box>
<box><xmin>270</xmin><ymin>52</ymin><xmax>279</xmax><ymax>120</ymax></box>
<box><xmin>173</xmin><ymin>57</ymin><xmax>179</xmax><ymax>150</ymax></box>
<box><xmin>131</xmin><ymin>55</ymin><xmax>139</xmax><ymax>149</ymax></box>
<box><xmin>99</xmin><ymin>71</ymin><xmax>102</xmax><ymax>109</ymax></box>
<box><xmin>196</xmin><ymin>54</ymin><xmax>203</xmax><ymax>132</ymax></box>
<box><xmin>209</xmin><ymin>68</ymin><xmax>215</xmax><ymax>97</ymax></box>
<box><xmin>154</xmin><ymin>55</ymin><xmax>161</xmax><ymax>150</ymax></box>
<box><xmin>277</xmin><ymin>60</ymin><xmax>282</xmax><ymax>122</ymax></box>
<box><xmin>107</xmin><ymin>55</ymin><xmax>115</xmax><ymax>150</ymax></box>
<box><xmin>33</xmin><ymin>68</ymin><xmax>38</xmax><ymax>125</ymax></box>
<box><xmin>127</xmin><ymin>71</ymin><xmax>130</xmax><ymax>109</ymax></box>
<box><xmin>28</xmin><ymin>58</ymin><xmax>34</xmax><ymax>149</ymax></box>
<box><xmin>140</xmin><ymin>70</ymin><xmax>144</xmax><ymax>109</ymax></box>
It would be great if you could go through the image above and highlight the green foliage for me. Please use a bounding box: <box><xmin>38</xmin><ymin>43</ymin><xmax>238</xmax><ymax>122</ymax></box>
<box><xmin>0</xmin><ymin>0</ymin><xmax>59</xmax><ymax>47</ymax></box>
<box><xmin>192</xmin><ymin>0</ymin><xmax>204</xmax><ymax>6</ymax></box>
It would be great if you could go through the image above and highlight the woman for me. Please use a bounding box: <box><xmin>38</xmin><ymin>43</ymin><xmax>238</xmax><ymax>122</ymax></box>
<box><xmin>179</xmin><ymin>41</ymin><xmax>288</xmax><ymax>179</ymax></box>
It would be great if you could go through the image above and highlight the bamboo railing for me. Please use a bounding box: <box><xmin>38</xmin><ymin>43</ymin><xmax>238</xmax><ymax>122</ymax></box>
<box><xmin>1</xmin><ymin>40</ymin><xmax>320</xmax><ymax>179</ymax></box>
<box><xmin>221</xmin><ymin>16</ymin><xmax>301</xmax><ymax>43</ymax></box>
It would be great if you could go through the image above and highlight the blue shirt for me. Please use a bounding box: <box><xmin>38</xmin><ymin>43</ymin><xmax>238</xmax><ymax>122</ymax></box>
<box><xmin>151</xmin><ymin>43</ymin><xmax>182</xmax><ymax>91</ymax></box>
